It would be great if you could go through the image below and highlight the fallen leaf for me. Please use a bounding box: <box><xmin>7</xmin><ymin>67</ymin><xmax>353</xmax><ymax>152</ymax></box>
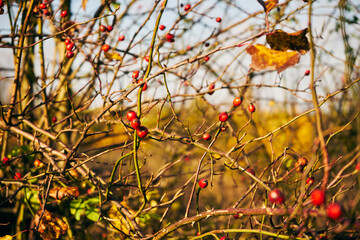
<box><xmin>34</xmin><ymin>210</ymin><xmax>67</xmax><ymax>240</ymax></box>
<box><xmin>266</xmin><ymin>28</ymin><xmax>309</xmax><ymax>54</ymax></box>
<box><xmin>246</xmin><ymin>44</ymin><xmax>300</xmax><ymax>73</ymax></box>
<box><xmin>49</xmin><ymin>187</ymin><xmax>79</xmax><ymax>200</ymax></box>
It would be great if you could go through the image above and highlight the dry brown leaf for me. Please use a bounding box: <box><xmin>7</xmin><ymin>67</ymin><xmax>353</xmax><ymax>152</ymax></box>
<box><xmin>246</xmin><ymin>44</ymin><xmax>300</xmax><ymax>73</ymax></box>
<box><xmin>266</xmin><ymin>28</ymin><xmax>309</xmax><ymax>54</ymax></box>
<box><xmin>34</xmin><ymin>210</ymin><xmax>67</xmax><ymax>240</ymax></box>
<box><xmin>257</xmin><ymin>0</ymin><xmax>279</xmax><ymax>13</ymax></box>
<box><xmin>49</xmin><ymin>187</ymin><xmax>79</xmax><ymax>200</ymax></box>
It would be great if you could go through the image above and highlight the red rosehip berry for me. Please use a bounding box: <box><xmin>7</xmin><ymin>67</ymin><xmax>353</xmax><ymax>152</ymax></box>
<box><xmin>34</xmin><ymin>159</ymin><xmax>45</xmax><ymax>168</ymax></box>
<box><xmin>233</xmin><ymin>213</ymin><xmax>240</xmax><ymax>219</ymax></box>
<box><xmin>126</xmin><ymin>110</ymin><xmax>138</xmax><ymax>121</ymax></box>
<box><xmin>39</xmin><ymin>3</ymin><xmax>47</xmax><ymax>9</ymax></box>
<box><xmin>220</xmin><ymin>237</ymin><xmax>229</xmax><ymax>240</ymax></box>
<box><xmin>0</xmin><ymin>0</ymin><xmax>3</xmax><ymax>7</ymax></box>
<box><xmin>52</xmin><ymin>116</ymin><xmax>57</xmax><ymax>123</ymax></box>
<box><xmin>138</xmin><ymin>79</ymin><xmax>147</xmax><ymax>91</ymax></box>
<box><xmin>66</xmin><ymin>42</ymin><xmax>74</xmax><ymax>51</ymax></box>
<box><xmin>326</xmin><ymin>203</ymin><xmax>342</xmax><ymax>220</ymax></box>
<box><xmin>305</xmin><ymin>69</ymin><xmax>310</xmax><ymax>76</ymax></box>
<box><xmin>233</xmin><ymin>97</ymin><xmax>242</xmax><ymax>107</ymax></box>
<box><xmin>101</xmin><ymin>44</ymin><xmax>110</xmax><ymax>52</ymax></box>
<box><xmin>198</xmin><ymin>178</ymin><xmax>208</xmax><ymax>188</ymax></box>
<box><xmin>99</xmin><ymin>25</ymin><xmax>106</xmax><ymax>32</ymax></box>
<box><xmin>311</xmin><ymin>189</ymin><xmax>325</xmax><ymax>206</ymax></box>
<box><xmin>159</xmin><ymin>24</ymin><xmax>166</xmax><ymax>31</ymax></box>
<box><xmin>203</xmin><ymin>133</ymin><xmax>211</xmax><ymax>141</ymax></box>
<box><xmin>64</xmin><ymin>38</ymin><xmax>71</xmax><ymax>45</ymax></box>
<box><xmin>306</xmin><ymin>177</ymin><xmax>314</xmax><ymax>186</ymax></box>
<box><xmin>246</xmin><ymin>168</ymin><xmax>255</xmax><ymax>176</ymax></box>
<box><xmin>106</xmin><ymin>25</ymin><xmax>113</xmax><ymax>32</ymax></box>
<box><xmin>144</xmin><ymin>56</ymin><xmax>150</xmax><ymax>62</ymax></box>
<box><xmin>186</xmin><ymin>45</ymin><xmax>192</xmax><ymax>51</ymax></box>
<box><xmin>2</xmin><ymin>156</ymin><xmax>10</xmax><ymax>166</ymax></box>
<box><xmin>208</xmin><ymin>83</ymin><xmax>215</xmax><ymax>95</ymax></box>
<box><xmin>219</xmin><ymin>112</ymin><xmax>228</xmax><ymax>122</ymax></box>
<box><xmin>356</xmin><ymin>162</ymin><xmax>360</xmax><ymax>172</ymax></box>
<box><xmin>66</xmin><ymin>51</ymin><xmax>74</xmax><ymax>58</ymax></box>
<box><xmin>268</xmin><ymin>189</ymin><xmax>285</xmax><ymax>205</ymax></box>
<box><xmin>166</xmin><ymin>33</ymin><xmax>174</xmax><ymax>42</ymax></box>
<box><xmin>43</xmin><ymin>9</ymin><xmax>51</xmax><ymax>16</ymax></box>
<box><xmin>14</xmin><ymin>173</ymin><xmax>22</xmax><ymax>180</ymax></box>
<box><xmin>118</xmin><ymin>35</ymin><xmax>125</xmax><ymax>41</ymax></box>
<box><xmin>137</xmin><ymin>126</ymin><xmax>149</xmax><ymax>138</ymax></box>
<box><xmin>184</xmin><ymin>4</ymin><xmax>191</xmax><ymax>11</ymax></box>
<box><xmin>131</xmin><ymin>118</ymin><xmax>141</xmax><ymax>129</ymax></box>
<box><xmin>61</xmin><ymin>10</ymin><xmax>68</xmax><ymax>18</ymax></box>
<box><xmin>248</xmin><ymin>103</ymin><xmax>255</xmax><ymax>113</ymax></box>
<box><xmin>216</xmin><ymin>17</ymin><xmax>222</xmax><ymax>23</ymax></box>
<box><xmin>132</xmin><ymin>70</ymin><xmax>139</xmax><ymax>79</ymax></box>
<box><xmin>204</xmin><ymin>56</ymin><xmax>210</xmax><ymax>61</ymax></box>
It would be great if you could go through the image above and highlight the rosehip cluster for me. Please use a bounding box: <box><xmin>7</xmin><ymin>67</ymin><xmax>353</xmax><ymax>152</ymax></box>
<box><xmin>38</xmin><ymin>2</ymin><xmax>51</xmax><ymax>16</ymax></box>
<box><xmin>127</xmin><ymin>110</ymin><xmax>148</xmax><ymax>138</ymax></box>
<box><xmin>64</xmin><ymin>38</ymin><xmax>75</xmax><ymax>59</ymax></box>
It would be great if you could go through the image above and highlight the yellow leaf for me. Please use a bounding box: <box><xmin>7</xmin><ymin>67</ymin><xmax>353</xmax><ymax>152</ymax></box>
<box><xmin>212</xmin><ymin>153</ymin><xmax>222</xmax><ymax>160</ymax></box>
<box><xmin>266</xmin><ymin>28</ymin><xmax>309</xmax><ymax>54</ymax></box>
<box><xmin>104</xmin><ymin>52</ymin><xmax>123</xmax><ymax>61</ymax></box>
<box><xmin>246</xmin><ymin>44</ymin><xmax>300</xmax><ymax>73</ymax></box>
<box><xmin>82</xmin><ymin>0</ymin><xmax>88</xmax><ymax>10</ymax></box>
<box><xmin>0</xmin><ymin>235</ymin><xmax>12</xmax><ymax>240</ymax></box>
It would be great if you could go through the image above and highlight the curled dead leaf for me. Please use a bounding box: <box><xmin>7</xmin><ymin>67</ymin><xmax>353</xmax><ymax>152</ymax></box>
<box><xmin>35</xmin><ymin>210</ymin><xmax>67</xmax><ymax>240</ymax></box>
<box><xmin>257</xmin><ymin>0</ymin><xmax>279</xmax><ymax>13</ymax></box>
<box><xmin>246</xmin><ymin>44</ymin><xmax>300</xmax><ymax>73</ymax></box>
<box><xmin>49</xmin><ymin>187</ymin><xmax>79</xmax><ymax>200</ymax></box>
<box><xmin>61</xmin><ymin>21</ymin><xmax>80</xmax><ymax>37</ymax></box>
<box><xmin>266</xmin><ymin>28</ymin><xmax>309</xmax><ymax>54</ymax></box>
